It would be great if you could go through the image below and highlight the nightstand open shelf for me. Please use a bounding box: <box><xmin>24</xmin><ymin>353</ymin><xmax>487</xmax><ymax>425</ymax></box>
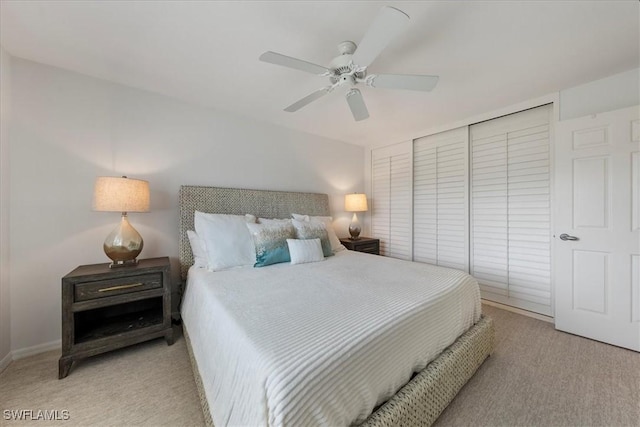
<box><xmin>74</xmin><ymin>298</ymin><xmax>164</xmax><ymax>343</ymax></box>
<box><xmin>59</xmin><ymin>257</ymin><xmax>174</xmax><ymax>379</ymax></box>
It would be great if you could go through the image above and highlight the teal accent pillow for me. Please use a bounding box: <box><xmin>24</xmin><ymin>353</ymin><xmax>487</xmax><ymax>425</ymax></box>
<box><xmin>291</xmin><ymin>219</ymin><xmax>333</xmax><ymax>257</ymax></box>
<box><xmin>246</xmin><ymin>222</ymin><xmax>296</xmax><ymax>267</ymax></box>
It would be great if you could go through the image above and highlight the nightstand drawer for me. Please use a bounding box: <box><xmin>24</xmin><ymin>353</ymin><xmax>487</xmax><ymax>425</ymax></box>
<box><xmin>357</xmin><ymin>243</ymin><xmax>379</xmax><ymax>254</ymax></box>
<box><xmin>74</xmin><ymin>273</ymin><xmax>163</xmax><ymax>302</ymax></box>
<box><xmin>339</xmin><ymin>237</ymin><xmax>380</xmax><ymax>255</ymax></box>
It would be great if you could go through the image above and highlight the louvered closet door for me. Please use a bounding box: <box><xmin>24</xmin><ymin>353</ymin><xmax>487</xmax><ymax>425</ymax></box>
<box><xmin>413</xmin><ymin>127</ymin><xmax>469</xmax><ymax>271</ymax></box>
<box><xmin>470</xmin><ymin>105</ymin><xmax>552</xmax><ymax>315</ymax></box>
<box><xmin>372</xmin><ymin>155</ymin><xmax>391</xmax><ymax>256</ymax></box>
<box><xmin>371</xmin><ymin>142</ymin><xmax>412</xmax><ymax>260</ymax></box>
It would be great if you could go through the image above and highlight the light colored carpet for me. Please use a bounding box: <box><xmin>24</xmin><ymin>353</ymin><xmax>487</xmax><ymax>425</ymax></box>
<box><xmin>1</xmin><ymin>305</ymin><xmax>638</xmax><ymax>427</ymax></box>
<box><xmin>0</xmin><ymin>332</ymin><xmax>204</xmax><ymax>426</ymax></box>
<box><xmin>434</xmin><ymin>306</ymin><xmax>640</xmax><ymax>427</ymax></box>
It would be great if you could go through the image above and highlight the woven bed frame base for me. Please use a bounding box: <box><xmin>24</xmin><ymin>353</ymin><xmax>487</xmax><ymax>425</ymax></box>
<box><xmin>184</xmin><ymin>327</ymin><xmax>214</xmax><ymax>427</ymax></box>
<box><xmin>183</xmin><ymin>315</ymin><xmax>494</xmax><ymax>427</ymax></box>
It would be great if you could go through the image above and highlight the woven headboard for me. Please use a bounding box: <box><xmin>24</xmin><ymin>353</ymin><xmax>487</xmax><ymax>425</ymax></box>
<box><xmin>178</xmin><ymin>185</ymin><xmax>330</xmax><ymax>279</ymax></box>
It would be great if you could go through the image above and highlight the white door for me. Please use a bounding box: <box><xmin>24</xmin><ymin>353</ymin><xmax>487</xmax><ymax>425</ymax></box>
<box><xmin>555</xmin><ymin>105</ymin><xmax>640</xmax><ymax>351</ymax></box>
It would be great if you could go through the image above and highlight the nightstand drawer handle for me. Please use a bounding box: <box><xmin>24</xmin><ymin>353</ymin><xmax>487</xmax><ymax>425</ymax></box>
<box><xmin>97</xmin><ymin>283</ymin><xmax>144</xmax><ymax>292</ymax></box>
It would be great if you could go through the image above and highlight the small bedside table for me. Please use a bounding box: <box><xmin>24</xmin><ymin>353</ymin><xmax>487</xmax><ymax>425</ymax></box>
<box><xmin>59</xmin><ymin>257</ymin><xmax>174</xmax><ymax>379</ymax></box>
<box><xmin>339</xmin><ymin>237</ymin><xmax>380</xmax><ymax>255</ymax></box>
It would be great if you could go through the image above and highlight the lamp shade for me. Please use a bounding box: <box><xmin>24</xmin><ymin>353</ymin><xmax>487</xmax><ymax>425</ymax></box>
<box><xmin>345</xmin><ymin>193</ymin><xmax>368</xmax><ymax>212</ymax></box>
<box><xmin>92</xmin><ymin>176</ymin><xmax>150</xmax><ymax>213</ymax></box>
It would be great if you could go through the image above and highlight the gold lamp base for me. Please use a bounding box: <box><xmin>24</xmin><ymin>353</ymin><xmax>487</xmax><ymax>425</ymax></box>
<box><xmin>348</xmin><ymin>212</ymin><xmax>362</xmax><ymax>240</ymax></box>
<box><xmin>104</xmin><ymin>213</ymin><xmax>143</xmax><ymax>268</ymax></box>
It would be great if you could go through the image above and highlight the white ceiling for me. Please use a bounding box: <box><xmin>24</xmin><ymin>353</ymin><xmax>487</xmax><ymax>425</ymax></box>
<box><xmin>1</xmin><ymin>1</ymin><xmax>638</xmax><ymax>146</ymax></box>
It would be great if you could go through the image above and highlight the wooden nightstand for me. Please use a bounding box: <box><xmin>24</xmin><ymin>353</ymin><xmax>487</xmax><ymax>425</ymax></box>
<box><xmin>339</xmin><ymin>237</ymin><xmax>380</xmax><ymax>255</ymax></box>
<box><xmin>59</xmin><ymin>257</ymin><xmax>174</xmax><ymax>379</ymax></box>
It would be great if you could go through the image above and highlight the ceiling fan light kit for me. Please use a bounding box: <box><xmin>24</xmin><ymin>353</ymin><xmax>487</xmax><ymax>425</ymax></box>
<box><xmin>259</xmin><ymin>6</ymin><xmax>440</xmax><ymax>121</ymax></box>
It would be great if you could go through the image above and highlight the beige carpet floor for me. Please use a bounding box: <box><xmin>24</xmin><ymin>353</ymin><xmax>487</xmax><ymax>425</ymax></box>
<box><xmin>1</xmin><ymin>305</ymin><xmax>638</xmax><ymax>427</ymax></box>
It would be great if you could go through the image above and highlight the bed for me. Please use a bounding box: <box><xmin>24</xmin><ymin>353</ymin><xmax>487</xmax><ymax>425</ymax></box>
<box><xmin>178</xmin><ymin>185</ymin><xmax>494</xmax><ymax>427</ymax></box>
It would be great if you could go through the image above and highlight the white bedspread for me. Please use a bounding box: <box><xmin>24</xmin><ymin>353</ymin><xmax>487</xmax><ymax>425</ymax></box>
<box><xmin>181</xmin><ymin>250</ymin><xmax>481</xmax><ymax>427</ymax></box>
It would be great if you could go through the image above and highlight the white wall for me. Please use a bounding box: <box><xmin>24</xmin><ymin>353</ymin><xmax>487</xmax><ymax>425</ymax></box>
<box><xmin>560</xmin><ymin>68</ymin><xmax>640</xmax><ymax>120</ymax></box>
<box><xmin>0</xmin><ymin>46</ymin><xmax>12</xmax><ymax>369</ymax></box>
<box><xmin>9</xmin><ymin>58</ymin><xmax>364</xmax><ymax>353</ymax></box>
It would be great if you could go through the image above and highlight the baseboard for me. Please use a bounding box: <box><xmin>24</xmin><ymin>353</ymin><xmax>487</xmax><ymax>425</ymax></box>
<box><xmin>481</xmin><ymin>299</ymin><xmax>554</xmax><ymax>324</ymax></box>
<box><xmin>0</xmin><ymin>351</ymin><xmax>12</xmax><ymax>373</ymax></box>
<box><xmin>11</xmin><ymin>339</ymin><xmax>61</xmax><ymax>360</ymax></box>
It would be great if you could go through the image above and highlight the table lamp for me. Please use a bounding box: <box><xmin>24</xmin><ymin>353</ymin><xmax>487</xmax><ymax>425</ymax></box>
<box><xmin>345</xmin><ymin>193</ymin><xmax>368</xmax><ymax>240</ymax></box>
<box><xmin>92</xmin><ymin>176</ymin><xmax>150</xmax><ymax>268</ymax></box>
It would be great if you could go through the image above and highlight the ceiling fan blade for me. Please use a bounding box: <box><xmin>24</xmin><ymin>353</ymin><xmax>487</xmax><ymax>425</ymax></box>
<box><xmin>284</xmin><ymin>86</ymin><xmax>333</xmax><ymax>112</ymax></box>
<box><xmin>351</xmin><ymin>6</ymin><xmax>410</xmax><ymax>68</ymax></box>
<box><xmin>346</xmin><ymin>88</ymin><xmax>369</xmax><ymax>121</ymax></box>
<box><xmin>369</xmin><ymin>74</ymin><xmax>439</xmax><ymax>92</ymax></box>
<box><xmin>259</xmin><ymin>51</ymin><xmax>329</xmax><ymax>75</ymax></box>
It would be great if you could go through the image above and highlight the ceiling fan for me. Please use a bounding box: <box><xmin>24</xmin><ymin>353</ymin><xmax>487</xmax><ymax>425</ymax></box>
<box><xmin>259</xmin><ymin>6</ymin><xmax>439</xmax><ymax>121</ymax></box>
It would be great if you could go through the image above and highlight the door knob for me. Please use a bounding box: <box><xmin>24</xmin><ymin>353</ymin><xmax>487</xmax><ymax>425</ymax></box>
<box><xmin>559</xmin><ymin>233</ymin><xmax>579</xmax><ymax>241</ymax></box>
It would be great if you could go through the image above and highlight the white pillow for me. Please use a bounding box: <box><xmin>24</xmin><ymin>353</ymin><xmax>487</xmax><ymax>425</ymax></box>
<box><xmin>287</xmin><ymin>238</ymin><xmax>325</xmax><ymax>265</ymax></box>
<box><xmin>291</xmin><ymin>213</ymin><xmax>345</xmax><ymax>252</ymax></box>
<box><xmin>194</xmin><ymin>211</ymin><xmax>256</xmax><ymax>271</ymax></box>
<box><xmin>187</xmin><ymin>230</ymin><xmax>208</xmax><ymax>269</ymax></box>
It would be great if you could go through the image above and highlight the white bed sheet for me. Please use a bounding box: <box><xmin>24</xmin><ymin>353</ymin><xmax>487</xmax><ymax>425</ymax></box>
<box><xmin>181</xmin><ymin>250</ymin><xmax>481</xmax><ymax>427</ymax></box>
